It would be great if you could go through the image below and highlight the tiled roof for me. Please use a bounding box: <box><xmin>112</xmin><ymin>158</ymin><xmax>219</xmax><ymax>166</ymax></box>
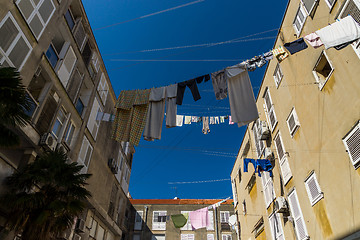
<box><xmin>129</xmin><ymin>199</ymin><xmax>233</xmax><ymax>205</ymax></box>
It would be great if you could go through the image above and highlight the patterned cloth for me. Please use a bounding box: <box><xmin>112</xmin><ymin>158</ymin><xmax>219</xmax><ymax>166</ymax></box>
<box><xmin>272</xmin><ymin>46</ymin><xmax>289</xmax><ymax>62</ymax></box>
<box><xmin>112</xmin><ymin>89</ymin><xmax>151</xmax><ymax>146</ymax></box>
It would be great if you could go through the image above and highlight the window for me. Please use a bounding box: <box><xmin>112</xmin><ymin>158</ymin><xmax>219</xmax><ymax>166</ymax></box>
<box><xmin>74</xmin><ymin>20</ymin><xmax>87</xmax><ymax>51</ymax></box>
<box><xmin>152</xmin><ymin>211</ymin><xmax>167</xmax><ymax>230</ymax></box>
<box><xmin>98</xmin><ymin>73</ymin><xmax>109</xmax><ymax>105</ymax></box>
<box><xmin>45</xmin><ymin>44</ymin><xmax>59</xmax><ymax>68</ymax></box>
<box><xmin>261</xmin><ymin>171</ymin><xmax>276</xmax><ymax>208</ymax></box>
<box><xmin>231</xmin><ymin>180</ymin><xmax>238</xmax><ymax>207</ymax></box>
<box><xmin>207</xmin><ymin>234</ymin><xmax>214</xmax><ymax>240</ymax></box>
<box><xmin>64</xmin><ymin>8</ymin><xmax>75</xmax><ymax>31</ymax></box>
<box><xmin>115</xmin><ymin>152</ymin><xmax>124</xmax><ymax>183</ymax></box>
<box><xmin>133</xmin><ymin>234</ymin><xmax>141</xmax><ymax>240</ymax></box>
<box><xmin>268</xmin><ymin>213</ymin><xmax>285</xmax><ymax>240</ymax></box>
<box><xmin>152</xmin><ymin>234</ymin><xmax>165</xmax><ymax>240</ymax></box>
<box><xmin>51</xmin><ymin>107</ymin><xmax>67</xmax><ymax>139</ymax></box>
<box><xmin>288</xmin><ymin>189</ymin><xmax>309</xmax><ymax>240</ymax></box>
<box><xmin>220</xmin><ymin>211</ymin><xmax>230</xmax><ymax>223</ymax></box>
<box><xmin>0</xmin><ymin>12</ymin><xmax>32</xmax><ymax>70</ymax></box>
<box><xmin>87</xmin><ymin>97</ymin><xmax>102</xmax><ymax>140</ymax></box>
<box><xmin>121</xmin><ymin>165</ymin><xmax>130</xmax><ymax>194</ymax></box>
<box><xmin>89</xmin><ymin>217</ymin><xmax>98</xmax><ymax>237</ymax></box>
<box><xmin>246</xmin><ymin>173</ymin><xmax>256</xmax><ymax>193</ymax></box>
<box><xmin>24</xmin><ymin>91</ymin><xmax>38</xmax><ymax>117</ymax></box>
<box><xmin>304</xmin><ymin>172</ymin><xmax>323</xmax><ymax>206</ymax></box>
<box><xmin>134</xmin><ymin>211</ymin><xmax>143</xmax><ymax>230</ymax></box>
<box><xmin>273</xmin><ymin>63</ymin><xmax>283</xmax><ymax>87</ymax></box>
<box><xmin>286</xmin><ymin>108</ymin><xmax>300</xmax><ymax>137</ymax></box>
<box><xmin>180</xmin><ymin>211</ymin><xmax>192</xmax><ymax>230</ymax></box>
<box><xmin>338</xmin><ymin>0</ymin><xmax>360</xmax><ymax>58</ymax></box>
<box><xmin>301</xmin><ymin>0</ymin><xmax>317</xmax><ymax>15</ymax></box>
<box><xmin>263</xmin><ymin>88</ymin><xmax>278</xmax><ymax>132</ymax></box>
<box><xmin>325</xmin><ymin>0</ymin><xmax>337</xmax><ymax>8</ymax></box>
<box><xmin>222</xmin><ymin>234</ymin><xmax>232</xmax><ymax>240</ymax></box>
<box><xmin>78</xmin><ymin>136</ymin><xmax>93</xmax><ymax>173</ymax></box>
<box><xmin>343</xmin><ymin>121</ymin><xmax>360</xmax><ymax>168</ymax></box>
<box><xmin>57</xmin><ymin>45</ymin><xmax>77</xmax><ymax>88</ymax></box>
<box><xmin>274</xmin><ymin>132</ymin><xmax>293</xmax><ymax>185</ymax></box>
<box><xmin>207</xmin><ymin>211</ymin><xmax>214</xmax><ymax>230</ymax></box>
<box><xmin>312</xmin><ymin>51</ymin><xmax>334</xmax><ymax>90</ymax></box>
<box><xmin>15</xmin><ymin>0</ymin><xmax>56</xmax><ymax>39</ymax></box>
<box><xmin>96</xmin><ymin>224</ymin><xmax>105</xmax><ymax>240</ymax></box>
<box><xmin>181</xmin><ymin>234</ymin><xmax>194</xmax><ymax>240</ymax></box>
<box><xmin>253</xmin><ymin>119</ymin><xmax>266</xmax><ymax>157</ymax></box>
<box><xmin>75</xmin><ymin>98</ymin><xmax>84</xmax><ymax>116</ymax></box>
<box><xmin>252</xmin><ymin>218</ymin><xmax>264</xmax><ymax>238</ymax></box>
<box><xmin>242</xmin><ymin>200</ymin><xmax>247</xmax><ymax>215</ymax></box>
<box><xmin>64</xmin><ymin>122</ymin><xmax>75</xmax><ymax>146</ymax></box>
<box><xmin>293</xmin><ymin>5</ymin><xmax>307</xmax><ymax>36</ymax></box>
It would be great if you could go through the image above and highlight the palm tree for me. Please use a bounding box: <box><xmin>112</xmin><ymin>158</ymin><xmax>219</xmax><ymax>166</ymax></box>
<box><xmin>0</xmin><ymin>67</ymin><xmax>32</xmax><ymax>147</ymax></box>
<box><xmin>0</xmin><ymin>150</ymin><xmax>92</xmax><ymax>240</ymax></box>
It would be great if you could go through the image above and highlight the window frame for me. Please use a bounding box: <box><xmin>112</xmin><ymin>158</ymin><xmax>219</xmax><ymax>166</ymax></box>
<box><xmin>304</xmin><ymin>172</ymin><xmax>323</xmax><ymax>206</ymax></box>
<box><xmin>268</xmin><ymin>212</ymin><xmax>285</xmax><ymax>240</ymax></box>
<box><xmin>312</xmin><ymin>50</ymin><xmax>334</xmax><ymax>90</ymax></box>
<box><xmin>263</xmin><ymin>88</ymin><xmax>278</xmax><ymax>132</ymax></box>
<box><xmin>301</xmin><ymin>0</ymin><xmax>317</xmax><ymax>16</ymax></box>
<box><xmin>51</xmin><ymin>107</ymin><xmax>67</xmax><ymax>139</ymax></box>
<box><xmin>181</xmin><ymin>234</ymin><xmax>195</xmax><ymax>240</ymax></box>
<box><xmin>152</xmin><ymin>211</ymin><xmax>167</xmax><ymax>230</ymax></box>
<box><xmin>273</xmin><ymin>63</ymin><xmax>283</xmax><ymax>88</ymax></box>
<box><xmin>64</xmin><ymin>8</ymin><xmax>76</xmax><ymax>31</ymax></box>
<box><xmin>45</xmin><ymin>43</ymin><xmax>60</xmax><ymax>69</ymax></box>
<box><xmin>15</xmin><ymin>0</ymin><xmax>56</xmax><ymax>40</ymax></box>
<box><xmin>287</xmin><ymin>189</ymin><xmax>309</xmax><ymax>240</ymax></box>
<box><xmin>274</xmin><ymin>132</ymin><xmax>293</xmax><ymax>185</ymax></box>
<box><xmin>325</xmin><ymin>0</ymin><xmax>337</xmax><ymax>9</ymax></box>
<box><xmin>180</xmin><ymin>211</ymin><xmax>192</xmax><ymax>230</ymax></box>
<box><xmin>342</xmin><ymin>120</ymin><xmax>360</xmax><ymax>168</ymax></box>
<box><xmin>293</xmin><ymin>4</ymin><xmax>307</xmax><ymax>36</ymax></box>
<box><xmin>220</xmin><ymin>211</ymin><xmax>230</xmax><ymax>223</ymax></box>
<box><xmin>221</xmin><ymin>234</ymin><xmax>232</xmax><ymax>240</ymax></box>
<box><xmin>0</xmin><ymin>12</ymin><xmax>32</xmax><ymax>70</ymax></box>
<box><xmin>78</xmin><ymin>136</ymin><xmax>93</xmax><ymax>173</ymax></box>
<box><xmin>261</xmin><ymin>171</ymin><xmax>276</xmax><ymax>208</ymax></box>
<box><xmin>286</xmin><ymin>107</ymin><xmax>300</xmax><ymax>137</ymax></box>
<box><xmin>64</xmin><ymin>121</ymin><xmax>75</xmax><ymax>147</ymax></box>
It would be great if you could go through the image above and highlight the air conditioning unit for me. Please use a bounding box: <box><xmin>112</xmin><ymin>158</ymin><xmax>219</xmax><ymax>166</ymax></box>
<box><xmin>39</xmin><ymin>133</ymin><xmax>57</xmax><ymax>151</ymax></box>
<box><xmin>264</xmin><ymin>147</ymin><xmax>274</xmax><ymax>160</ymax></box>
<box><xmin>73</xmin><ymin>233</ymin><xmax>81</xmax><ymax>240</ymax></box>
<box><xmin>274</xmin><ymin>196</ymin><xmax>288</xmax><ymax>213</ymax></box>
<box><xmin>108</xmin><ymin>158</ymin><xmax>118</xmax><ymax>174</ymax></box>
<box><xmin>57</xmin><ymin>142</ymin><xmax>69</xmax><ymax>154</ymax></box>
<box><xmin>75</xmin><ymin>218</ymin><xmax>85</xmax><ymax>232</ymax></box>
<box><xmin>260</xmin><ymin>121</ymin><xmax>270</xmax><ymax>140</ymax></box>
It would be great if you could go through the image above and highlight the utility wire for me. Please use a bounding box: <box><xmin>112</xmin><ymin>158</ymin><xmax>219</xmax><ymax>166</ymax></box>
<box><xmin>94</xmin><ymin>0</ymin><xmax>205</xmax><ymax>31</ymax></box>
<box><xmin>107</xmin><ymin>59</ymin><xmax>243</xmax><ymax>62</ymax></box>
<box><xmin>168</xmin><ymin>178</ymin><xmax>231</xmax><ymax>184</ymax></box>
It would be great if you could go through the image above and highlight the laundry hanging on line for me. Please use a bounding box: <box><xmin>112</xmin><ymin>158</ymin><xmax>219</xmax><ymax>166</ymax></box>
<box><xmin>243</xmin><ymin>158</ymin><xmax>273</xmax><ymax>177</ymax></box>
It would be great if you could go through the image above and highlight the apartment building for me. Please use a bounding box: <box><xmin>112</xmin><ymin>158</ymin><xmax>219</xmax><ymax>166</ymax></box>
<box><xmin>0</xmin><ymin>0</ymin><xmax>133</xmax><ymax>239</ymax></box>
<box><xmin>128</xmin><ymin>199</ymin><xmax>236</xmax><ymax>240</ymax></box>
<box><xmin>230</xmin><ymin>0</ymin><xmax>360</xmax><ymax>239</ymax></box>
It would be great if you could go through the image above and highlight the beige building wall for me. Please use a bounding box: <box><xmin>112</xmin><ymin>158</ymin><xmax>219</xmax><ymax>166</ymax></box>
<box><xmin>231</xmin><ymin>0</ymin><xmax>360</xmax><ymax>239</ymax></box>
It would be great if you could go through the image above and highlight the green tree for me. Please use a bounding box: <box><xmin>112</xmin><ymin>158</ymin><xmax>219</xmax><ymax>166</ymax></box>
<box><xmin>0</xmin><ymin>67</ymin><xmax>32</xmax><ymax>147</ymax></box>
<box><xmin>0</xmin><ymin>150</ymin><xmax>92</xmax><ymax>240</ymax></box>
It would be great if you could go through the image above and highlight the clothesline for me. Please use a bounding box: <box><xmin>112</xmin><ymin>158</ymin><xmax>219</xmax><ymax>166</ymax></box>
<box><xmin>168</xmin><ymin>178</ymin><xmax>230</xmax><ymax>185</ymax></box>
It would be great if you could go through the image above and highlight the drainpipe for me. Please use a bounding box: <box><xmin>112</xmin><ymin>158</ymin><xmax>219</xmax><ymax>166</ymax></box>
<box><xmin>141</xmin><ymin>206</ymin><xmax>148</xmax><ymax>239</ymax></box>
<box><xmin>214</xmin><ymin>208</ymin><xmax>219</xmax><ymax>240</ymax></box>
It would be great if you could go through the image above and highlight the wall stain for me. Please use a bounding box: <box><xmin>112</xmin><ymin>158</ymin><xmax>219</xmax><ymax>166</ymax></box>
<box><xmin>313</xmin><ymin>200</ymin><xmax>333</xmax><ymax>238</ymax></box>
<box><xmin>323</xmin><ymin>75</ymin><xmax>335</xmax><ymax>94</ymax></box>
<box><xmin>250</xmin><ymin>182</ymin><xmax>258</xmax><ymax>203</ymax></box>
<box><xmin>356</xmin><ymin>167</ymin><xmax>360</xmax><ymax>177</ymax></box>
<box><xmin>256</xmin><ymin>229</ymin><xmax>267</xmax><ymax>240</ymax></box>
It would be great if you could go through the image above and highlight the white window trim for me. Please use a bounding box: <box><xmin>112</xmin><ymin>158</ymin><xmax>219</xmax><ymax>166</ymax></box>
<box><xmin>261</xmin><ymin>171</ymin><xmax>276</xmax><ymax>208</ymax></box>
<box><xmin>342</xmin><ymin>120</ymin><xmax>360</xmax><ymax>168</ymax></box>
<box><xmin>221</xmin><ymin>234</ymin><xmax>232</xmax><ymax>240</ymax></box>
<box><xmin>78</xmin><ymin>136</ymin><xmax>93</xmax><ymax>173</ymax></box>
<box><xmin>325</xmin><ymin>0</ymin><xmax>337</xmax><ymax>9</ymax></box>
<box><xmin>304</xmin><ymin>172</ymin><xmax>324</xmax><ymax>206</ymax></box>
<box><xmin>0</xmin><ymin>12</ymin><xmax>32</xmax><ymax>70</ymax></box>
<box><xmin>274</xmin><ymin>132</ymin><xmax>293</xmax><ymax>185</ymax></box>
<box><xmin>312</xmin><ymin>51</ymin><xmax>334</xmax><ymax>90</ymax></box>
<box><xmin>263</xmin><ymin>88</ymin><xmax>278</xmax><ymax>132</ymax></box>
<box><xmin>15</xmin><ymin>0</ymin><xmax>56</xmax><ymax>40</ymax></box>
<box><xmin>286</xmin><ymin>107</ymin><xmax>300</xmax><ymax>137</ymax></box>
<box><xmin>273</xmin><ymin>63</ymin><xmax>283</xmax><ymax>88</ymax></box>
<box><xmin>152</xmin><ymin>211</ymin><xmax>167</xmax><ymax>230</ymax></box>
<box><xmin>268</xmin><ymin>212</ymin><xmax>284</xmax><ymax>240</ymax></box>
<box><xmin>252</xmin><ymin>120</ymin><xmax>266</xmax><ymax>158</ymax></box>
<box><xmin>51</xmin><ymin>107</ymin><xmax>68</xmax><ymax>139</ymax></box>
<box><xmin>64</xmin><ymin>120</ymin><xmax>76</xmax><ymax>147</ymax></box>
<box><xmin>293</xmin><ymin>4</ymin><xmax>308</xmax><ymax>36</ymax></box>
<box><xmin>301</xmin><ymin>0</ymin><xmax>317</xmax><ymax>15</ymax></box>
<box><xmin>220</xmin><ymin>211</ymin><xmax>230</xmax><ymax>223</ymax></box>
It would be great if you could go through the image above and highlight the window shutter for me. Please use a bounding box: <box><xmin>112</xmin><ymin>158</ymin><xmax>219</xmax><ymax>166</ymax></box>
<box><xmin>98</xmin><ymin>73</ymin><xmax>109</xmax><ymax>105</ymax></box>
<box><xmin>274</xmin><ymin>133</ymin><xmax>285</xmax><ymax>160</ymax></box>
<box><xmin>231</xmin><ymin>180</ymin><xmax>238</xmax><ymax>206</ymax></box>
<box><xmin>78</xmin><ymin>136</ymin><xmax>92</xmax><ymax>173</ymax></box>
<box><xmin>261</xmin><ymin>172</ymin><xmax>275</xmax><ymax>207</ymax></box>
<box><xmin>207</xmin><ymin>234</ymin><xmax>215</xmax><ymax>240</ymax></box>
<box><xmin>301</xmin><ymin>0</ymin><xmax>317</xmax><ymax>15</ymax></box>
<box><xmin>87</xmin><ymin>97</ymin><xmax>101</xmax><ymax>140</ymax></box>
<box><xmin>35</xmin><ymin>95</ymin><xmax>57</xmax><ymax>135</ymax></box>
<box><xmin>268</xmin><ymin>213</ymin><xmax>285</xmax><ymax>240</ymax></box>
<box><xmin>134</xmin><ymin>211</ymin><xmax>143</xmax><ymax>230</ymax></box>
<box><xmin>343</xmin><ymin>122</ymin><xmax>360</xmax><ymax>167</ymax></box>
<box><xmin>253</xmin><ymin>120</ymin><xmax>266</xmax><ymax>157</ymax></box>
<box><xmin>67</xmin><ymin>68</ymin><xmax>83</xmax><ymax>102</ymax></box>
<box><xmin>82</xmin><ymin>41</ymin><xmax>92</xmax><ymax>66</ymax></box>
<box><xmin>57</xmin><ymin>46</ymin><xmax>77</xmax><ymax>88</ymax></box>
<box><xmin>207</xmin><ymin>211</ymin><xmax>214</xmax><ymax>230</ymax></box>
<box><xmin>288</xmin><ymin>190</ymin><xmax>309</xmax><ymax>240</ymax></box>
<box><xmin>340</xmin><ymin>0</ymin><xmax>360</xmax><ymax>23</ymax></box>
<box><xmin>273</xmin><ymin>63</ymin><xmax>283</xmax><ymax>87</ymax></box>
<box><xmin>280</xmin><ymin>157</ymin><xmax>292</xmax><ymax>184</ymax></box>
<box><xmin>305</xmin><ymin>172</ymin><xmax>323</xmax><ymax>206</ymax></box>
<box><xmin>263</xmin><ymin>89</ymin><xmax>277</xmax><ymax>131</ymax></box>
<box><xmin>91</xmin><ymin>51</ymin><xmax>100</xmax><ymax>72</ymax></box>
<box><xmin>287</xmin><ymin>108</ymin><xmax>300</xmax><ymax>137</ymax></box>
<box><xmin>181</xmin><ymin>211</ymin><xmax>192</xmax><ymax>230</ymax></box>
<box><xmin>74</xmin><ymin>20</ymin><xmax>87</xmax><ymax>50</ymax></box>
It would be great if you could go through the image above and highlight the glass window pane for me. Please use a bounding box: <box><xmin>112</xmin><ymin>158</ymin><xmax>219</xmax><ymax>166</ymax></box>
<box><xmin>0</xmin><ymin>18</ymin><xmax>19</xmax><ymax>52</ymax></box>
<box><xmin>29</xmin><ymin>14</ymin><xmax>43</xmax><ymax>38</ymax></box>
<box><xmin>38</xmin><ymin>0</ymin><xmax>54</xmax><ymax>23</ymax></box>
<box><xmin>64</xmin><ymin>10</ymin><xmax>75</xmax><ymax>30</ymax></box>
<box><xmin>84</xmin><ymin>145</ymin><xmax>92</xmax><ymax>166</ymax></box>
<box><xmin>52</xmin><ymin>120</ymin><xmax>61</xmax><ymax>137</ymax></box>
<box><xmin>46</xmin><ymin>44</ymin><xmax>58</xmax><ymax>68</ymax></box>
<box><xmin>17</xmin><ymin>0</ymin><xmax>34</xmax><ymax>20</ymax></box>
<box><xmin>8</xmin><ymin>37</ymin><xmax>30</xmax><ymax>69</ymax></box>
<box><xmin>75</xmin><ymin>98</ymin><xmax>84</xmax><ymax>115</ymax></box>
<box><xmin>24</xmin><ymin>92</ymin><xmax>37</xmax><ymax>117</ymax></box>
<box><xmin>65</xmin><ymin>124</ymin><xmax>75</xmax><ymax>145</ymax></box>
<box><xmin>32</xmin><ymin>0</ymin><xmax>40</xmax><ymax>6</ymax></box>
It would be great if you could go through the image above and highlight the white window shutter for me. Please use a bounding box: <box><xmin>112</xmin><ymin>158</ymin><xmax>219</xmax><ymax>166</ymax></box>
<box><xmin>305</xmin><ymin>172</ymin><xmax>323</xmax><ymax>206</ymax></box>
<box><xmin>57</xmin><ymin>46</ymin><xmax>77</xmax><ymax>88</ymax></box>
<box><xmin>263</xmin><ymin>89</ymin><xmax>277</xmax><ymax>131</ymax></box>
<box><xmin>91</xmin><ymin>51</ymin><xmax>100</xmax><ymax>72</ymax></box>
<box><xmin>74</xmin><ymin>20</ymin><xmax>87</xmax><ymax>50</ymax></box>
<box><xmin>231</xmin><ymin>180</ymin><xmax>238</xmax><ymax>206</ymax></box>
<box><xmin>87</xmin><ymin>97</ymin><xmax>101</xmax><ymax>140</ymax></box>
<box><xmin>288</xmin><ymin>190</ymin><xmax>309</xmax><ymax>240</ymax></box>
<box><xmin>301</xmin><ymin>0</ymin><xmax>317</xmax><ymax>15</ymax></box>
<box><xmin>261</xmin><ymin>172</ymin><xmax>276</xmax><ymax>207</ymax></box>
<box><xmin>274</xmin><ymin>133</ymin><xmax>285</xmax><ymax>160</ymax></box>
<box><xmin>97</xmin><ymin>73</ymin><xmax>109</xmax><ymax>105</ymax></box>
<box><xmin>207</xmin><ymin>211</ymin><xmax>214</xmax><ymax>230</ymax></box>
<box><xmin>280</xmin><ymin>157</ymin><xmax>292</xmax><ymax>185</ymax></box>
<box><xmin>343</xmin><ymin>122</ymin><xmax>360</xmax><ymax>167</ymax></box>
<box><xmin>287</xmin><ymin>108</ymin><xmax>300</xmax><ymax>136</ymax></box>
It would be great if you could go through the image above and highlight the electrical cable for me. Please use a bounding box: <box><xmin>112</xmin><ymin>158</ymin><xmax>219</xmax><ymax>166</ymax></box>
<box><xmin>168</xmin><ymin>178</ymin><xmax>230</xmax><ymax>184</ymax></box>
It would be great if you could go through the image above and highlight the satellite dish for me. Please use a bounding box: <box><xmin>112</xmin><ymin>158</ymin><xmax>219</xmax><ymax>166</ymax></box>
<box><xmin>228</xmin><ymin>215</ymin><xmax>237</xmax><ymax>226</ymax></box>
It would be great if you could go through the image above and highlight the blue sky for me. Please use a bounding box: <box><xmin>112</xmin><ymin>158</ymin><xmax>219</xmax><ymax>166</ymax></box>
<box><xmin>82</xmin><ymin>0</ymin><xmax>288</xmax><ymax>199</ymax></box>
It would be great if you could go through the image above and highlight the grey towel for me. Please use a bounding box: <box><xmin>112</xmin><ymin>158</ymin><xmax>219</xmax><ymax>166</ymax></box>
<box><xmin>211</xmin><ymin>70</ymin><xmax>228</xmax><ymax>100</ymax></box>
<box><xmin>165</xmin><ymin>84</ymin><xmax>178</xmax><ymax>128</ymax></box>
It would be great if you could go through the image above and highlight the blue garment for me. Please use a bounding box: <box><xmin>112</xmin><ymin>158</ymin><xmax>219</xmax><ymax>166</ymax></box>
<box><xmin>257</xmin><ymin>159</ymin><xmax>273</xmax><ymax>177</ymax></box>
<box><xmin>243</xmin><ymin>158</ymin><xmax>257</xmax><ymax>173</ymax></box>
<box><xmin>283</xmin><ymin>38</ymin><xmax>308</xmax><ymax>55</ymax></box>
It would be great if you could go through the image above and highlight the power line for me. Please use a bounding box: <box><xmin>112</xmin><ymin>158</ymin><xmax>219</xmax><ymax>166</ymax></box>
<box><xmin>107</xmin><ymin>59</ymin><xmax>243</xmax><ymax>62</ymax></box>
<box><xmin>168</xmin><ymin>178</ymin><xmax>231</xmax><ymax>184</ymax></box>
<box><xmin>94</xmin><ymin>0</ymin><xmax>205</xmax><ymax>31</ymax></box>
